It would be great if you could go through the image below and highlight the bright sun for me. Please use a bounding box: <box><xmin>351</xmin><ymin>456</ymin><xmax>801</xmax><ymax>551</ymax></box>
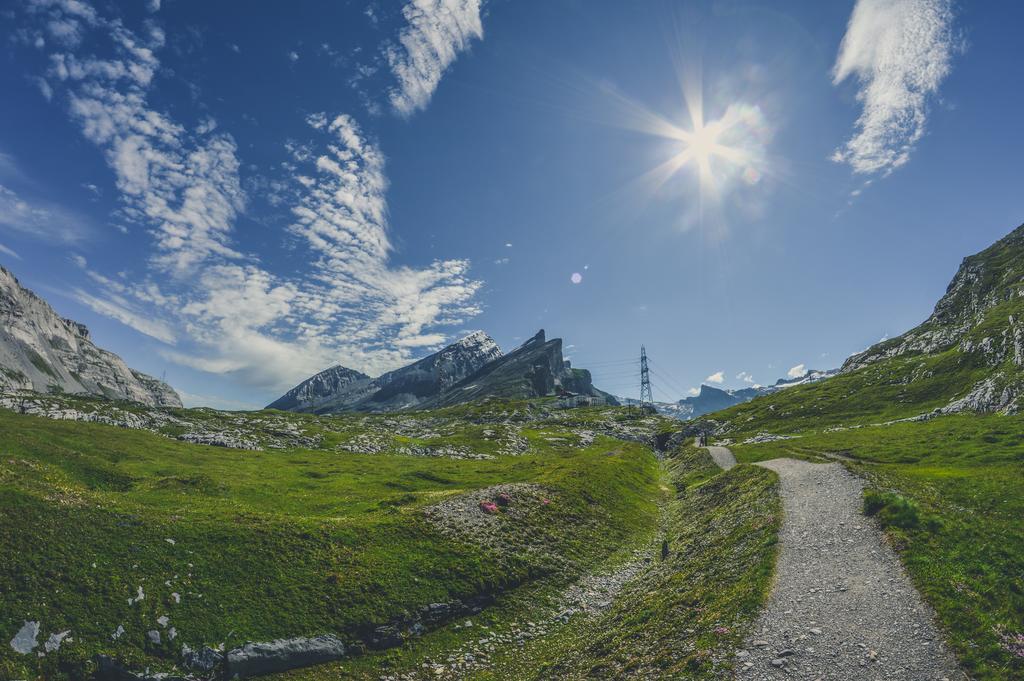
<box><xmin>670</xmin><ymin>111</ymin><xmax>754</xmax><ymax>192</ymax></box>
<box><xmin>613</xmin><ymin>89</ymin><xmax>770</xmax><ymax>209</ymax></box>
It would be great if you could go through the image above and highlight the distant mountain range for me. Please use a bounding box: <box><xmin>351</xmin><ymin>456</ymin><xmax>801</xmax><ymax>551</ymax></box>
<box><xmin>0</xmin><ymin>265</ymin><xmax>181</xmax><ymax>407</ymax></box>
<box><xmin>620</xmin><ymin>369</ymin><xmax>839</xmax><ymax>420</ymax></box>
<box><xmin>268</xmin><ymin>329</ymin><xmax>617</xmax><ymax>414</ymax></box>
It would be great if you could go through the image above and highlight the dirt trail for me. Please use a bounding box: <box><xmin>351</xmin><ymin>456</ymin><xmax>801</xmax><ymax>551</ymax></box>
<box><xmin>705</xmin><ymin>448</ymin><xmax>963</xmax><ymax>680</ymax></box>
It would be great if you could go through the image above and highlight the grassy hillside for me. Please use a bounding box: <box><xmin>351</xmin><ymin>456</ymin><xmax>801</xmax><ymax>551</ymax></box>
<box><xmin>498</xmin><ymin>446</ymin><xmax>781</xmax><ymax>679</ymax></box>
<box><xmin>0</xmin><ymin>401</ymin><xmax>666</xmax><ymax>680</ymax></box>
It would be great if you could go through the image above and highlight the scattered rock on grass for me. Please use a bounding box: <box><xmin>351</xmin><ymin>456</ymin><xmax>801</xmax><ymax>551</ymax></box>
<box><xmin>9</xmin><ymin>621</ymin><xmax>40</xmax><ymax>654</ymax></box>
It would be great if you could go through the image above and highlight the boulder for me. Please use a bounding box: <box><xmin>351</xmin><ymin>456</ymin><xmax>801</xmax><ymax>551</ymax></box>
<box><xmin>226</xmin><ymin>635</ymin><xmax>346</xmax><ymax>678</ymax></box>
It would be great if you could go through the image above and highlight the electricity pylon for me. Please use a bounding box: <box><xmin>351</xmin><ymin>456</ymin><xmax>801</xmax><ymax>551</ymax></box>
<box><xmin>639</xmin><ymin>345</ymin><xmax>653</xmax><ymax>412</ymax></box>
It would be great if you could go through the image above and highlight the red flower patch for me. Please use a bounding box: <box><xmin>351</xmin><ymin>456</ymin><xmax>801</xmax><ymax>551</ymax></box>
<box><xmin>479</xmin><ymin>501</ymin><xmax>499</xmax><ymax>514</ymax></box>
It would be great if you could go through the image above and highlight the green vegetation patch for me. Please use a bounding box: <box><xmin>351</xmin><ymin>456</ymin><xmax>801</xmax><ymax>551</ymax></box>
<box><xmin>26</xmin><ymin>348</ymin><xmax>57</xmax><ymax>379</ymax></box>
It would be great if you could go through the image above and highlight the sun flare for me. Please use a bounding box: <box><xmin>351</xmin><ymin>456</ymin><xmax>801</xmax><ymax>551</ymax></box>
<box><xmin>665</xmin><ymin>103</ymin><xmax>765</xmax><ymax>199</ymax></box>
<box><xmin>602</xmin><ymin>81</ymin><xmax>772</xmax><ymax>212</ymax></box>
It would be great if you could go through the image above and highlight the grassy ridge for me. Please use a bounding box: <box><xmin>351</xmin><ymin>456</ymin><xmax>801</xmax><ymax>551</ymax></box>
<box><xmin>731</xmin><ymin>415</ymin><xmax>1024</xmax><ymax>680</ymax></box>
<box><xmin>0</xmin><ymin>405</ymin><xmax>662</xmax><ymax>680</ymax></box>
<box><xmin>709</xmin><ymin>349</ymin><xmax>989</xmax><ymax>436</ymax></box>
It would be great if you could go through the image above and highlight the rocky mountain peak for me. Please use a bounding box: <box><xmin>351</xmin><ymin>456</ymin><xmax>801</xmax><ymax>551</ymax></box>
<box><xmin>519</xmin><ymin>329</ymin><xmax>546</xmax><ymax>348</ymax></box>
<box><xmin>269</xmin><ymin>328</ymin><xmax>614</xmax><ymax>413</ymax></box>
<box><xmin>266</xmin><ymin>365</ymin><xmax>371</xmax><ymax>413</ymax></box>
<box><xmin>268</xmin><ymin>331</ymin><xmax>504</xmax><ymax>413</ymax></box>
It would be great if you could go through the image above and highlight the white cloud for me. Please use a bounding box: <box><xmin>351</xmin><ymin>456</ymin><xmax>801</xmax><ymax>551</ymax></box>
<box><xmin>687</xmin><ymin>387</ymin><xmax>700</xmax><ymax>396</ymax></box>
<box><xmin>788</xmin><ymin>363</ymin><xmax>807</xmax><ymax>379</ymax></box>
<box><xmin>831</xmin><ymin>0</ymin><xmax>958</xmax><ymax>175</ymax></box>
<box><xmin>0</xmin><ymin>184</ymin><xmax>88</xmax><ymax>243</ymax></box>
<box><xmin>63</xmin><ymin>110</ymin><xmax>483</xmax><ymax>391</ymax></box>
<box><xmin>736</xmin><ymin>371</ymin><xmax>754</xmax><ymax>383</ymax></box>
<box><xmin>287</xmin><ymin>50</ymin><xmax>299</xmax><ymax>62</ymax></box>
<box><xmin>0</xmin><ymin>242</ymin><xmax>21</xmax><ymax>260</ymax></box>
<box><xmin>385</xmin><ymin>0</ymin><xmax>484</xmax><ymax>116</ymax></box>
<box><xmin>286</xmin><ymin>113</ymin><xmax>482</xmax><ymax>349</ymax></box>
<box><xmin>705</xmin><ymin>371</ymin><xmax>724</xmax><ymax>384</ymax></box>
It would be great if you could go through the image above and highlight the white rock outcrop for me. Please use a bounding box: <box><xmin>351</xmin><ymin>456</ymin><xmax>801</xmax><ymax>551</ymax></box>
<box><xmin>0</xmin><ymin>265</ymin><xmax>181</xmax><ymax>407</ymax></box>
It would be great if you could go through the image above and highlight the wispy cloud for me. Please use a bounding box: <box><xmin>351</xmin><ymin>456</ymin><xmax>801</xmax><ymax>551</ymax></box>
<box><xmin>288</xmin><ymin>113</ymin><xmax>482</xmax><ymax>347</ymax></box>
<box><xmin>17</xmin><ymin>0</ymin><xmax>485</xmax><ymax>393</ymax></box>
<box><xmin>736</xmin><ymin>371</ymin><xmax>754</xmax><ymax>384</ymax></box>
<box><xmin>0</xmin><ymin>184</ymin><xmax>89</xmax><ymax>243</ymax></box>
<box><xmin>0</xmin><ymin>242</ymin><xmax>21</xmax><ymax>260</ymax></box>
<box><xmin>72</xmin><ymin>286</ymin><xmax>177</xmax><ymax>344</ymax></box>
<box><xmin>705</xmin><ymin>371</ymin><xmax>724</xmax><ymax>384</ymax></box>
<box><xmin>24</xmin><ymin>1</ymin><xmax>249</xmax><ymax>273</ymax></box>
<box><xmin>831</xmin><ymin>0</ymin><xmax>958</xmax><ymax>176</ymax></box>
<box><xmin>386</xmin><ymin>0</ymin><xmax>484</xmax><ymax>116</ymax></box>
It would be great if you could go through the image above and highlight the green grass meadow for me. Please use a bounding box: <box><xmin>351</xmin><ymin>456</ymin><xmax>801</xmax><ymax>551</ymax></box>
<box><xmin>0</xmin><ymin>405</ymin><xmax>663</xmax><ymax>680</ymax></box>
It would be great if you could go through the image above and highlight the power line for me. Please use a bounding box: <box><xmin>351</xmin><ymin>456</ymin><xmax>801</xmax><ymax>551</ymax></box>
<box><xmin>648</xmin><ymin>368</ymin><xmax>688</xmax><ymax>400</ymax></box>
<box><xmin>647</xmin><ymin>359</ymin><xmax>693</xmax><ymax>399</ymax></box>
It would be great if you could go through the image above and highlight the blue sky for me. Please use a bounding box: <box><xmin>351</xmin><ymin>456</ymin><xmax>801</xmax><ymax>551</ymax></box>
<box><xmin>1</xmin><ymin>0</ymin><xmax>1022</xmax><ymax>409</ymax></box>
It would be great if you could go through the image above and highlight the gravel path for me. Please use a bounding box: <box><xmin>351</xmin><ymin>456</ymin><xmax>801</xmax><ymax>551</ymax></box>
<box><xmin>704</xmin><ymin>450</ymin><xmax>963</xmax><ymax>680</ymax></box>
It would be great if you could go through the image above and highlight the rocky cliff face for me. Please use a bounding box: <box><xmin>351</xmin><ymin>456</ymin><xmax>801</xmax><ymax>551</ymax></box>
<box><xmin>419</xmin><ymin>330</ymin><xmax>617</xmax><ymax>410</ymax></box>
<box><xmin>370</xmin><ymin>331</ymin><xmax>504</xmax><ymax>408</ymax></box>
<box><xmin>0</xmin><ymin>265</ymin><xmax>181</xmax><ymax>408</ymax></box>
<box><xmin>843</xmin><ymin>223</ymin><xmax>1024</xmax><ymax>413</ymax></box>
